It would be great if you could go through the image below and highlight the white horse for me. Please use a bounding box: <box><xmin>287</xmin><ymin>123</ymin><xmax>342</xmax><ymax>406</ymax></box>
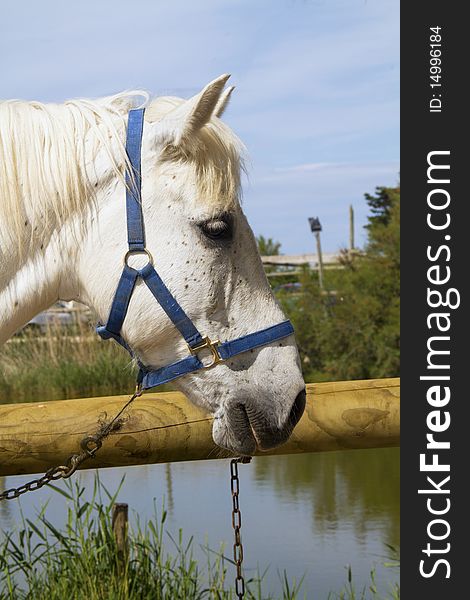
<box><xmin>0</xmin><ymin>74</ymin><xmax>305</xmax><ymax>456</ymax></box>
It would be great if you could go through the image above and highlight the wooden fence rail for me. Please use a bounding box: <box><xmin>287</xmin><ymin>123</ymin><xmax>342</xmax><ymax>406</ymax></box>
<box><xmin>0</xmin><ymin>378</ymin><xmax>399</xmax><ymax>477</ymax></box>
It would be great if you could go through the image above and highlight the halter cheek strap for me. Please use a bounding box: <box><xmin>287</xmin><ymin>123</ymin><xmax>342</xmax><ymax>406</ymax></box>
<box><xmin>97</xmin><ymin>108</ymin><xmax>295</xmax><ymax>391</ymax></box>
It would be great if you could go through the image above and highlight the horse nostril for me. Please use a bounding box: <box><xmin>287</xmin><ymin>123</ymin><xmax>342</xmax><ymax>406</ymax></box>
<box><xmin>288</xmin><ymin>388</ymin><xmax>306</xmax><ymax>428</ymax></box>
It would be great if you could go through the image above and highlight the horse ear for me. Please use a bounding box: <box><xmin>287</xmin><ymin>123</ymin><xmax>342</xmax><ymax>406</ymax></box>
<box><xmin>214</xmin><ymin>86</ymin><xmax>235</xmax><ymax>118</ymax></box>
<box><xmin>157</xmin><ymin>74</ymin><xmax>231</xmax><ymax>145</ymax></box>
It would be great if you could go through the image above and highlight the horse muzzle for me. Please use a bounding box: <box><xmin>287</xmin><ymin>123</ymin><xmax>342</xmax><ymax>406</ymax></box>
<box><xmin>212</xmin><ymin>388</ymin><xmax>306</xmax><ymax>455</ymax></box>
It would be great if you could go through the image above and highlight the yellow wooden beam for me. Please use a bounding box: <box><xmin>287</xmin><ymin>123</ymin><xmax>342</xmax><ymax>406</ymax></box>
<box><xmin>0</xmin><ymin>378</ymin><xmax>399</xmax><ymax>477</ymax></box>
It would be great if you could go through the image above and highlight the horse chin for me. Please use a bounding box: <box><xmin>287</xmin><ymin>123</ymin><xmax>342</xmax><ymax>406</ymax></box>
<box><xmin>212</xmin><ymin>405</ymin><xmax>257</xmax><ymax>456</ymax></box>
<box><xmin>211</xmin><ymin>403</ymin><xmax>294</xmax><ymax>456</ymax></box>
<box><xmin>211</xmin><ymin>388</ymin><xmax>306</xmax><ymax>455</ymax></box>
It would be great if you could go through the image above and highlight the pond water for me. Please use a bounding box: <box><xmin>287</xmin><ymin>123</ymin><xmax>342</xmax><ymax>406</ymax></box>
<box><xmin>1</xmin><ymin>448</ymin><xmax>399</xmax><ymax>598</ymax></box>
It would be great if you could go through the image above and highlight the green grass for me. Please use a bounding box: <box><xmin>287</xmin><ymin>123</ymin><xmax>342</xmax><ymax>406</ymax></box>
<box><xmin>326</xmin><ymin>563</ymin><xmax>400</xmax><ymax>600</ymax></box>
<box><xmin>0</xmin><ymin>317</ymin><xmax>172</xmax><ymax>404</ymax></box>
<box><xmin>0</xmin><ymin>476</ymin><xmax>305</xmax><ymax>600</ymax></box>
<box><xmin>0</xmin><ymin>477</ymin><xmax>399</xmax><ymax>600</ymax></box>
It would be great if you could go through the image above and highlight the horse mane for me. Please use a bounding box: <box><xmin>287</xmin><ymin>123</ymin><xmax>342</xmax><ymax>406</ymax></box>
<box><xmin>0</xmin><ymin>90</ymin><xmax>244</xmax><ymax>245</ymax></box>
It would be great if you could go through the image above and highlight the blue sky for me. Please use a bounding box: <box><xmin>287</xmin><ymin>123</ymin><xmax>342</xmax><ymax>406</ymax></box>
<box><xmin>1</xmin><ymin>0</ymin><xmax>399</xmax><ymax>254</ymax></box>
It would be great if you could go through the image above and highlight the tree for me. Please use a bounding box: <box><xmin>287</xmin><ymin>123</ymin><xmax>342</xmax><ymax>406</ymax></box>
<box><xmin>279</xmin><ymin>186</ymin><xmax>400</xmax><ymax>381</ymax></box>
<box><xmin>257</xmin><ymin>235</ymin><xmax>281</xmax><ymax>256</ymax></box>
<box><xmin>365</xmin><ymin>186</ymin><xmax>398</xmax><ymax>229</ymax></box>
<box><xmin>257</xmin><ymin>235</ymin><xmax>282</xmax><ymax>276</ymax></box>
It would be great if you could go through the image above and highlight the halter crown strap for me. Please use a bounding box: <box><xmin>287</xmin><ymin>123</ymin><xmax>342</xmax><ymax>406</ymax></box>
<box><xmin>125</xmin><ymin>109</ymin><xmax>146</xmax><ymax>251</ymax></box>
<box><xmin>97</xmin><ymin>107</ymin><xmax>296</xmax><ymax>392</ymax></box>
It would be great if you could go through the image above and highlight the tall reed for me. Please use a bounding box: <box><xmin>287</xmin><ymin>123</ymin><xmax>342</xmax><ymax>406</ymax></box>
<box><xmin>0</xmin><ymin>314</ymin><xmax>138</xmax><ymax>403</ymax></box>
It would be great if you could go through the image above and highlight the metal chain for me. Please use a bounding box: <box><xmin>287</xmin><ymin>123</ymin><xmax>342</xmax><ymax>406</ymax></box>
<box><xmin>0</xmin><ymin>387</ymin><xmax>142</xmax><ymax>502</ymax></box>
<box><xmin>230</xmin><ymin>456</ymin><xmax>251</xmax><ymax>599</ymax></box>
<box><xmin>1</xmin><ymin>394</ymin><xmax>253</xmax><ymax>598</ymax></box>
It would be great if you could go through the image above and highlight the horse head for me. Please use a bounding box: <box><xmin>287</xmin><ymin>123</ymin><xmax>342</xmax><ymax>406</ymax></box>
<box><xmin>0</xmin><ymin>75</ymin><xmax>306</xmax><ymax>456</ymax></box>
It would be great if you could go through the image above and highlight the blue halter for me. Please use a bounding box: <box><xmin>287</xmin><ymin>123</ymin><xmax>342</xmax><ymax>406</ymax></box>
<box><xmin>97</xmin><ymin>108</ymin><xmax>295</xmax><ymax>392</ymax></box>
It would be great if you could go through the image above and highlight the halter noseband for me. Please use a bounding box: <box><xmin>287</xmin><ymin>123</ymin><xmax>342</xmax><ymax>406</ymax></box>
<box><xmin>97</xmin><ymin>108</ymin><xmax>295</xmax><ymax>392</ymax></box>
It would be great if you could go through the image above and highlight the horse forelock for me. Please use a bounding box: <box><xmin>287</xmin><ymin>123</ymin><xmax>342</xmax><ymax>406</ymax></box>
<box><xmin>0</xmin><ymin>90</ymin><xmax>244</xmax><ymax>246</ymax></box>
<box><xmin>147</xmin><ymin>96</ymin><xmax>245</xmax><ymax>211</ymax></box>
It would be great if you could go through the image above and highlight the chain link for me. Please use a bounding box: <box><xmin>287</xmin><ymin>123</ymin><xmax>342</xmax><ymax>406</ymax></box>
<box><xmin>230</xmin><ymin>456</ymin><xmax>251</xmax><ymax>599</ymax></box>
<box><xmin>0</xmin><ymin>387</ymin><xmax>142</xmax><ymax>502</ymax></box>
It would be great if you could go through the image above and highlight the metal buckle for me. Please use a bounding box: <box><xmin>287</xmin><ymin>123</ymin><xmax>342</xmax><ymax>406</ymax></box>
<box><xmin>188</xmin><ymin>336</ymin><xmax>224</xmax><ymax>369</ymax></box>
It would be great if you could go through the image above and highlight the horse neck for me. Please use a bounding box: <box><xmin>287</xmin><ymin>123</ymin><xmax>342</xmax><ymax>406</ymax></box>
<box><xmin>0</xmin><ymin>220</ymin><xmax>80</xmax><ymax>345</ymax></box>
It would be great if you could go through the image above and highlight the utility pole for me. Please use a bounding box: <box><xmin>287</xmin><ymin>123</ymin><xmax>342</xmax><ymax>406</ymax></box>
<box><xmin>315</xmin><ymin>230</ymin><xmax>324</xmax><ymax>290</ymax></box>
<box><xmin>349</xmin><ymin>205</ymin><xmax>355</xmax><ymax>251</ymax></box>
<box><xmin>308</xmin><ymin>217</ymin><xmax>324</xmax><ymax>290</ymax></box>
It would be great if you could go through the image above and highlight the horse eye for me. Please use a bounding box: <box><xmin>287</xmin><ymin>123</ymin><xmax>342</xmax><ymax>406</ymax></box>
<box><xmin>199</xmin><ymin>217</ymin><xmax>233</xmax><ymax>241</ymax></box>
